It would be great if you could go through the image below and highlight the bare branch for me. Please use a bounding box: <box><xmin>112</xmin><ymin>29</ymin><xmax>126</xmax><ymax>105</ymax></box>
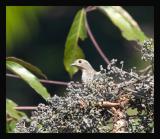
<box><xmin>97</xmin><ymin>101</ymin><xmax>120</xmax><ymax>107</ymax></box>
<box><xmin>14</xmin><ymin>106</ymin><xmax>37</xmax><ymax>110</ymax></box>
<box><xmin>6</xmin><ymin>73</ymin><xmax>69</xmax><ymax>86</ymax></box>
<box><xmin>85</xmin><ymin>9</ymin><xmax>110</xmax><ymax>65</ymax></box>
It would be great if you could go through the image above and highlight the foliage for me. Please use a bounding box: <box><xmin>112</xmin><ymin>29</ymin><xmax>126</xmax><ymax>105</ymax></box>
<box><xmin>6</xmin><ymin>6</ymin><xmax>48</xmax><ymax>132</ymax></box>
<box><xmin>64</xmin><ymin>9</ymin><xmax>87</xmax><ymax>78</ymax></box>
<box><xmin>64</xmin><ymin>6</ymin><xmax>149</xmax><ymax>77</ymax></box>
<box><xmin>97</xmin><ymin>6</ymin><xmax>148</xmax><ymax>44</ymax></box>
<box><xmin>6</xmin><ymin>58</ymin><xmax>50</xmax><ymax>131</ymax></box>
<box><xmin>6</xmin><ymin>59</ymin><xmax>50</xmax><ymax>100</ymax></box>
<box><xmin>6</xmin><ymin>6</ymin><xmax>154</xmax><ymax>133</ymax></box>
<box><xmin>6</xmin><ymin>99</ymin><xmax>27</xmax><ymax>133</ymax></box>
<box><xmin>15</xmin><ymin>39</ymin><xmax>154</xmax><ymax>133</ymax></box>
<box><xmin>6</xmin><ymin>57</ymin><xmax>47</xmax><ymax>79</ymax></box>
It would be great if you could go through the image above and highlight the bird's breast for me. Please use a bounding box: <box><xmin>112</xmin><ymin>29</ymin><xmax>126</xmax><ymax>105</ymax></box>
<box><xmin>81</xmin><ymin>70</ymin><xmax>95</xmax><ymax>83</ymax></box>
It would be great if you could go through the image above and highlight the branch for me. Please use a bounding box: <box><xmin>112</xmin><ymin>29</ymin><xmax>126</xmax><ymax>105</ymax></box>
<box><xmin>85</xmin><ymin>8</ymin><xmax>110</xmax><ymax>65</ymax></box>
<box><xmin>6</xmin><ymin>73</ymin><xmax>69</xmax><ymax>86</ymax></box>
<box><xmin>97</xmin><ymin>101</ymin><xmax>120</xmax><ymax>107</ymax></box>
<box><xmin>14</xmin><ymin>106</ymin><xmax>37</xmax><ymax>110</ymax></box>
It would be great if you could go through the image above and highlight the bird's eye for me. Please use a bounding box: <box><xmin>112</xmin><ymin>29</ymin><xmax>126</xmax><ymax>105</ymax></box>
<box><xmin>78</xmin><ymin>60</ymin><xmax>82</xmax><ymax>63</ymax></box>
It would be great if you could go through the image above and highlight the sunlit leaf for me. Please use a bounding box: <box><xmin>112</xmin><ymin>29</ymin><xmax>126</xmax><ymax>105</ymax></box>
<box><xmin>64</xmin><ymin>9</ymin><xmax>87</xmax><ymax>78</ymax></box>
<box><xmin>98</xmin><ymin>6</ymin><xmax>148</xmax><ymax>43</ymax></box>
<box><xmin>6</xmin><ymin>61</ymin><xmax>50</xmax><ymax>100</ymax></box>
<box><xmin>6</xmin><ymin>57</ymin><xmax>47</xmax><ymax>79</ymax></box>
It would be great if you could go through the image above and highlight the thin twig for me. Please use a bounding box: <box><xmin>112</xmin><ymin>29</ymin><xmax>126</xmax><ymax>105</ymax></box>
<box><xmin>6</xmin><ymin>73</ymin><xmax>69</xmax><ymax>86</ymax></box>
<box><xmin>97</xmin><ymin>101</ymin><xmax>120</xmax><ymax>107</ymax></box>
<box><xmin>14</xmin><ymin>106</ymin><xmax>37</xmax><ymax>110</ymax></box>
<box><xmin>85</xmin><ymin>9</ymin><xmax>110</xmax><ymax>65</ymax></box>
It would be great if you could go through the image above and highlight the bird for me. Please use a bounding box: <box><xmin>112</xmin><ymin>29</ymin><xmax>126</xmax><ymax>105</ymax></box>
<box><xmin>71</xmin><ymin>59</ymin><xmax>100</xmax><ymax>84</ymax></box>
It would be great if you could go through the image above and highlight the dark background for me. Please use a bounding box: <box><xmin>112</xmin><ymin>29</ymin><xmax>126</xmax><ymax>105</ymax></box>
<box><xmin>6</xmin><ymin>6</ymin><xmax>154</xmax><ymax>114</ymax></box>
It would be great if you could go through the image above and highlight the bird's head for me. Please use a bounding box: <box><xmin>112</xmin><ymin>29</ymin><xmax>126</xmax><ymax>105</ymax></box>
<box><xmin>71</xmin><ymin>59</ymin><xmax>94</xmax><ymax>71</ymax></box>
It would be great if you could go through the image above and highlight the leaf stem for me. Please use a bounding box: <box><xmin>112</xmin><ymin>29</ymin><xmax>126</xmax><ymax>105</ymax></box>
<box><xmin>6</xmin><ymin>73</ymin><xmax>68</xmax><ymax>86</ymax></box>
<box><xmin>85</xmin><ymin>8</ymin><xmax>110</xmax><ymax>65</ymax></box>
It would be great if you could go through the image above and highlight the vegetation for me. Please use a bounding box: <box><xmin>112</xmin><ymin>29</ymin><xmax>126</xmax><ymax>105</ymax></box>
<box><xmin>6</xmin><ymin>6</ymin><xmax>154</xmax><ymax>133</ymax></box>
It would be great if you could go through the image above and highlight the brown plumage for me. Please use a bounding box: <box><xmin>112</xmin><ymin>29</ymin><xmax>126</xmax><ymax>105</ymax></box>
<box><xmin>71</xmin><ymin>59</ymin><xmax>99</xmax><ymax>84</ymax></box>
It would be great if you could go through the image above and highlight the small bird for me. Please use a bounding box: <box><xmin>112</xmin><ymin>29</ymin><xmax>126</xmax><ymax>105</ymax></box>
<box><xmin>71</xmin><ymin>59</ymin><xmax>99</xmax><ymax>84</ymax></box>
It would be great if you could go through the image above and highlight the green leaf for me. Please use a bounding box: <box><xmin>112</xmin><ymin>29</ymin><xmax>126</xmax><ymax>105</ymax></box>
<box><xmin>127</xmin><ymin>108</ymin><xmax>138</xmax><ymax>116</ymax></box>
<box><xmin>6</xmin><ymin>99</ymin><xmax>26</xmax><ymax>120</ymax></box>
<box><xmin>6</xmin><ymin>57</ymin><xmax>47</xmax><ymax>79</ymax></box>
<box><xmin>6</xmin><ymin>61</ymin><xmax>50</xmax><ymax>100</ymax></box>
<box><xmin>64</xmin><ymin>9</ymin><xmax>87</xmax><ymax>78</ymax></box>
<box><xmin>7</xmin><ymin>120</ymin><xmax>17</xmax><ymax>133</ymax></box>
<box><xmin>98</xmin><ymin>6</ymin><xmax>148</xmax><ymax>43</ymax></box>
<box><xmin>6</xmin><ymin>99</ymin><xmax>28</xmax><ymax>133</ymax></box>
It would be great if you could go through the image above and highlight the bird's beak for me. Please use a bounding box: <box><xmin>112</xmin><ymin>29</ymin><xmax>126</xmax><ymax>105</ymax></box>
<box><xmin>70</xmin><ymin>62</ymin><xmax>76</xmax><ymax>66</ymax></box>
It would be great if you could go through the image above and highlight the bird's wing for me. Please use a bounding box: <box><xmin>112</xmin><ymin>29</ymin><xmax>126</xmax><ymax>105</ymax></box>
<box><xmin>93</xmin><ymin>71</ymin><xmax>101</xmax><ymax>80</ymax></box>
